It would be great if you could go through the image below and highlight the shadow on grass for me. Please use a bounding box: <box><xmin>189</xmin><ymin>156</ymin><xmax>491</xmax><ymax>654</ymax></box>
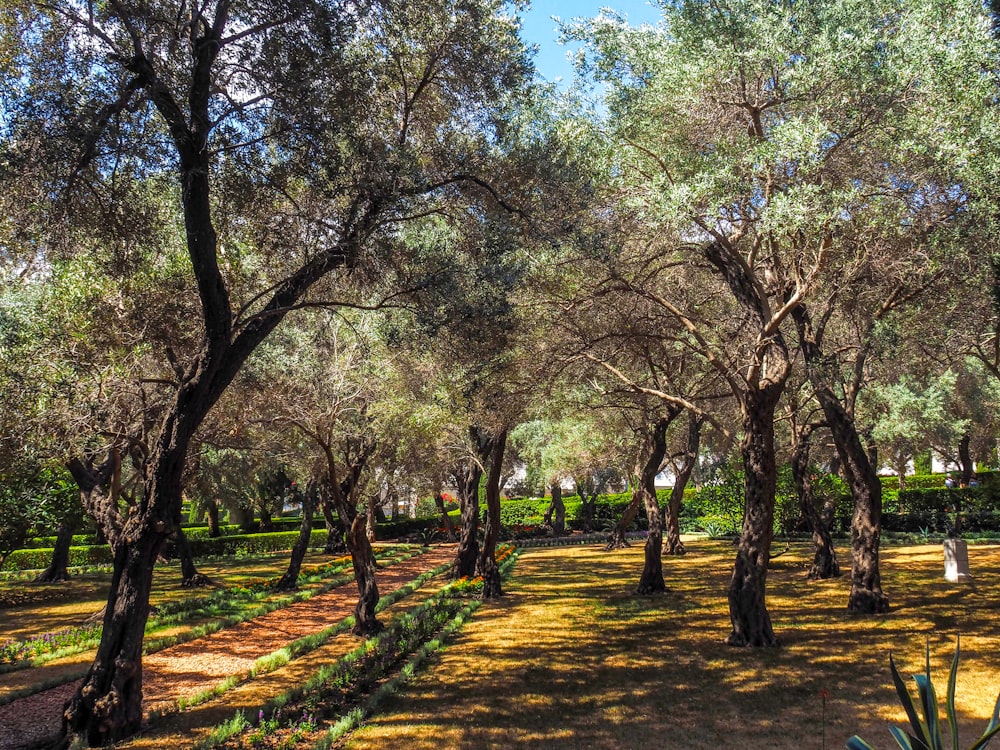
<box><xmin>343</xmin><ymin>541</ymin><xmax>1000</xmax><ymax>750</ymax></box>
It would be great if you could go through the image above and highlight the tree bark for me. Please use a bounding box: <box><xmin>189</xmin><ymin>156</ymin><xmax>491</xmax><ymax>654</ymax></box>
<box><xmin>959</xmin><ymin>433</ymin><xmax>974</xmax><ymax>486</ymax></box>
<box><xmin>576</xmin><ymin>479</ymin><xmax>598</xmax><ymax>533</ymax></box>
<box><xmin>450</xmin><ymin>426</ymin><xmax>488</xmax><ymax>579</ymax></box>
<box><xmin>605</xmin><ymin>492</ymin><xmax>641</xmax><ymax>550</ymax></box>
<box><xmin>347</xmin><ymin>510</ymin><xmax>381</xmax><ymax>633</ymax></box>
<box><xmin>205</xmin><ymin>499</ymin><xmax>221</xmax><ymax>537</ymax></box>
<box><xmin>365</xmin><ymin>492</ymin><xmax>377</xmax><ymax>543</ymax></box>
<box><xmin>790</xmin><ymin>423</ymin><xmax>839</xmax><ymax>580</ymax></box>
<box><xmin>35</xmin><ymin>516</ymin><xmax>78</xmax><ymax>583</ymax></box>
<box><xmin>325</xmin><ymin>440</ymin><xmax>381</xmax><ymax>636</ymax></box>
<box><xmin>434</xmin><ymin>491</ymin><xmax>457</xmax><ymax>541</ymax></box>
<box><xmin>175</xmin><ymin>527</ymin><xmax>210</xmax><ymax>587</ymax></box>
<box><xmin>321</xmin><ymin>495</ymin><xmax>346</xmax><ymax>554</ymax></box>
<box><xmin>793</xmin><ymin>305</ymin><xmax>887</xmax><ymax>614</ymax></box>
<box><xmin>545</xmin><ymin>482</ymin><xmax>566</xmax><ymax>535</ymax></box>
<box><xmin>726</xmin><ymin>391</ymin><xmax>780</xmax><ymax>647</ymax></box>
<box><xmin>665</xmin><ymin>414</ymin><xmax>702</xmax><ymax>556</ymax></box>
<box><xmin>258</xmin><ymin>503</ymin><xmax>274</xmax><ymax>532</ymax></box>
<box><xmin>275</xmin><ymin>483</ymin><xmax>317</xmax><ymax>591</ymax></box>
<box><xmin>637</xmin><ymin>416</ymin><xmax>673</xmax><ymax>595</ymax></box>
<box><xmin>476</xmin><ymin>428</ymin><xmax>508</xmax><ymax>599</ymax></box>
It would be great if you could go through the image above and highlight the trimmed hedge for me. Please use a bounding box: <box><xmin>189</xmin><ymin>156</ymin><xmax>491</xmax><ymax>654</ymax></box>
<box><xmin>3</xmin><ymin>544</ymin><xmax>113</xmax><ymax>571</ymax></box>
<box><xmin>3</xmin><ymin>517</ymin><xmax>442</xmax><ymax>572</ymax></box>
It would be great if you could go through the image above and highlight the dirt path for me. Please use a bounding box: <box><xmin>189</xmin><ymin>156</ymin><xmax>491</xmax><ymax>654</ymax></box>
<box><xmin>0</xmin><ymin>546</ymin><xmax>455</xmax><ymax>750</ymax></box>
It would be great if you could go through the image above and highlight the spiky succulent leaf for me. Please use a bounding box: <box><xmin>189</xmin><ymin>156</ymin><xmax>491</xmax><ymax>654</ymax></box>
<box><xmin>914</xmin><ymin>673</ymin><xmax>942</xmax><ymax>750</ymax></box>
<box><xmin>891</xmin><ymin>653</ymin><xmax>933</xmax><ymax>749</ymax></box>
<box><xmin>847</xmin><ymin>735</ymin><xmax>879</xmax><ymax>750</ymax></box>
<box><xmin>890</xmin><ymin>724</ymin><xmax>917</xmax><ymax>749</ymax></box>
<box><xmin>969</xmin><ymin>694</ymin><xmax>1000</xmax><ymax>750</ymax></box>
<box><xmin>947</xmin><ymin>638</ymin><xmax>960</xmax><ymax>750</ymax></box>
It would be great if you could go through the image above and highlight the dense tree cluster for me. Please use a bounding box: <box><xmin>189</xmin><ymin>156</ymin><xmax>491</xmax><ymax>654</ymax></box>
<box><xmin>2</xmin><ymin>0</ymin><xmax>999</xmax><ymax>744</ymax></box>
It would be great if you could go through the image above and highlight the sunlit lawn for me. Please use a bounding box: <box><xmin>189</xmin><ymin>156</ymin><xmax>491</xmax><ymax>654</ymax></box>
<box><xmin>345</xmin><ymin>539</ymin><xmax>1000</xmax><ymax>750</ymax></box>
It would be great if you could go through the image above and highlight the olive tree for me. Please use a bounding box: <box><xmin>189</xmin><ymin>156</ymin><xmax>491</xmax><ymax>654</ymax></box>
<box><xmin>1</xmin><ymin>0</ymin><xmax>532</xmax><ymax>742</ymax></box>
<box><xmin>570</xmin><ymin>0</ymin><xmax>997</xmax><ymax>643</ymax></box>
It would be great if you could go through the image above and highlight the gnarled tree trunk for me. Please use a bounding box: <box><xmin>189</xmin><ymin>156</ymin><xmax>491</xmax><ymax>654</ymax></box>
<box><xmin>793</xmin><ymin>304</ymin><xmax>887</xmax><ymax>613</ymax></box>
<box><xmin>576</xmin><ymin>479</ymin><xmax>598</xmax><ymax>533</ymax></box>
<box><xmin>35</xmin><ymin>516</ymin><xmax>78</xmax><ymax>583</ymax></box>
<box><xmin>450</xmin><ymin>426</ymin><xmax>489</xmax><ymax>579</ymax></box>
<box><xmin>434</xmin><ymin>490</ymin><xmax>457</xmax><ymax>541</ymax></box>
<box><xmin>726</xmin><ymin>390</ymin><xmax>780</xmax><ymax>647</ymax></box>
<box><xmin>175</xmin><ymin>528</ymin><xmax>211</xmax><ymax>587</ymax></box>
<box><xmin>321</xmin><ymin>496</ymin><xmax>346</xmax><ymax>554</ymax></box>
<box><xmin>205</xmin><ymin>499</ymin><xmax>221</xmax><ymax>537</ymax></box>
<box><xmin>325</xmin><ymin>439</ymin><xmax>381</xmax><ymax>635</ymax></box>
<box><xmin>790</xmin><ymin>422</ymin><xmax>839</xmax><ymax>580</ymax></box>
<box><xmin>476</xmin><ymin>427</ymin><xmax>508</xmax><ymax>599</ymax></box>
<box><xmin>544</xmin><ymin>482</ymin><xmax>566</xmax><ymax>535</ymax></box>
<box><xmin>636</xmin><ymin>415</ymin><xmax>674</xmax><ymax>595</ymax></box>
<box><xmin>605</xmin><ymin>492</ymin><xmax>641</xmax><ymax>550</ymax></box>
<box><xmin>275</xmin><ymin>481</ymin><xmax>318</xmax><ymax>591</ymax></box>
<box><xmin>959</xmin><ymin>433</ymin><xmax>974</xmax><ymax>486</ymax></box>
<box><xmin>665</xmin><ymin>414</ymin><xmax>702</xmax><ymax>556</ymax></box>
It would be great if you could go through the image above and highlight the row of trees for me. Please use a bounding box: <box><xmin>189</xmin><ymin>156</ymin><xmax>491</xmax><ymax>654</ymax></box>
<box><xmin>3</xmin><ymin>0</ymin><xmax>1000</xmax><ymax>745</ymax></box>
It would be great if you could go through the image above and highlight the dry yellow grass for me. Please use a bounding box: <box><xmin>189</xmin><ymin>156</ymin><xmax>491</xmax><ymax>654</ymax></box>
<box><xmin>344</xmin><ymin>539</ymin><xmax>1000</xmax><ymax>750</ymax></box>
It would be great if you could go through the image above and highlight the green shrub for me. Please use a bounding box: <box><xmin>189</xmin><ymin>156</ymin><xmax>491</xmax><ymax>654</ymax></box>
<box><xmin>2</xmin><ymin>544</ymin><xmax>113</xmax><ymax>571</ymax></box>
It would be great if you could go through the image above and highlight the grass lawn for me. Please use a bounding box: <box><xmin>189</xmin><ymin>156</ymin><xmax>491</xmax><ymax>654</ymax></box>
<box><xmin>344</xmin><ymin>539</ymin><xmax>1000</xmax><ymax>750</ymax></box>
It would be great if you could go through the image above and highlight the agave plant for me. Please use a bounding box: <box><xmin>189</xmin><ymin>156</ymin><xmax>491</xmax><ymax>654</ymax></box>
<box><xmin>847</xmin><ymin>638</ymin><xmax>1000</xmax><ymax>750</ymax></box>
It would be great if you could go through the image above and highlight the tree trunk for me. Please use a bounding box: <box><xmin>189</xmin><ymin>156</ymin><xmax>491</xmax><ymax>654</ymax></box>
<box><xmin>365</xmin><ymin>492</ymin><xmax>377</xmax><ymax>543</ymax></box>
<box><xmin>324</xmin><ymin>440</ymin><xmax>381</xmax><ymax>636</ymax></box>
<box><xmin>175</xmin><ymin>528</ymin><xmax>211</xmax><ymax>587</ymax></box>
<box><xmin>666</xmin><ymin>414</ymin><xmax>702</xmax><ymax>556</ymax></box>
<box><xmin>959</xmin><ymin>433</ymin><xmax>974</xmax><ymax>486</ymax></box>
<box><xmin>62</xmin><ymin>533</ymin><xmax>165</xmax><ymax>746</ymax></box>
<box><xmin>546</xmin><ymin>483</ymin><xmax>566</xmax><ymax>535</ymax></box>
<box><xmin>637</xmin><ymin>416</ymin><xmax>673</xmax><ymax>595</ymax></box>
<box><xmin>275</xmin><ymin>485</ymin><xmax>316</xmax><ymax>591</ymax></box>
<box><xmin>605</xmin><ymin>492</ymin><xmax>641</xmax><ymax>550</ymax></box>
<box><xmin>726</xmin><ymin>391</ymin><xmax>780</xmax><ymax>647</ymax></box>
<box><xmin>476</xmin><ymin>428</ymin><xmax>508</xmax><ymax>599</ymax></box>
<box><xmin>347</xmin><ymin>511</ymin><xmax>381</xmax><ymax>634</ymax></box>
<box><xmin>258</xmin><ymin>503</ymin><xmax>273</xmax><ymax>532</ymax></box>
<box><xmin>576</xmin><ymin>480</ymin><xmax>597</xmax><ymax>533</ymax></box>
<box><xmin>790</xmin><ymin>424</ymin><xmax>839</xmax><ymax>580</ymax></box>
<box><xmin>205</xmin><ymin>499</ymin><xmax>220</xmax><ymax>537</ymax></box>
<box><xmin>816</xmin><ymin>396</ymin><xmax>886</xmax><ymax>609</ymax></box>
<box><xmin>450</xmin><ymin>427</ymin><xmax>488</xmax><ymax>579</ymax></box>
<box><xmin>793</xmin><ymin>304</ymin><xmax>887</xmax><ymax>615</ymax></box>
<box><xmin>434</xmin><ymin>491</ymin><xmax>457</xmax><ymax>541</ymax></box>
<box><xmin>35</xmin><ymin>516</ymin><xmax>78</xmax><ymax>583</ymax></box>
<box><xmin>321</xmin><ymin>496</ymin><xmax>346</xmax><ymax>554</ymax></box>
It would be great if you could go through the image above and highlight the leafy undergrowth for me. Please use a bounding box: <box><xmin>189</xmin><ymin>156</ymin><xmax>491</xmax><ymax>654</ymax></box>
<box><xmin>338</xmin><ymin>540</ymin><xmax>1000</xmax><ymax>750</ymax></box>
<box><xmin>199</xmin><ymin>546</ymin><xmax>519</xmax><ymax>750</ymax></box>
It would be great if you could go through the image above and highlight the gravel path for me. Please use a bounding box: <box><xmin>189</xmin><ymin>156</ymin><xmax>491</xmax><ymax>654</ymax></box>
<box><xmin>0</xmin><ymin>546</ymin><xmax>455</xmax><ymax>750</ymax></box>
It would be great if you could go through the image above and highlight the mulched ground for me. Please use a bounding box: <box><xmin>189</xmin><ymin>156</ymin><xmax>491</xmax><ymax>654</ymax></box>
<box><xmin>0</xmin><ymin>546</ymin><xmax>456</xmax><ymax>750</ymax></box>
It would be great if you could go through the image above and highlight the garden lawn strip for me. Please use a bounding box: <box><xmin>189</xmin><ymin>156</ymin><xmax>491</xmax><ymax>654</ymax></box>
<box><xmin>0</xmin><ymin>560</ymin><xmax>359</xmax><ymax>704</ymax></box>
<box><xmin>0</xmin><ymin>548</ymin><xmax>418</xmax><ymax>701</ymax></box>
<box><xmin>115</xmin><ymin>547</ymin><xmax>459</xmax><ymax>750</ymax></box>
<box><xmin>197</xmin><ymin>547</ymin><xmax>519</xmax><ymax>750</ymax></box>
<box><xmin>0</xmin><ymin>547</ymin><xmax>419</xmax><ymax>673</ymax></box>
<box><xmin>0</xmin><ymin>545</ymin><xmax>453</xmax><ymax>750</ymax></box>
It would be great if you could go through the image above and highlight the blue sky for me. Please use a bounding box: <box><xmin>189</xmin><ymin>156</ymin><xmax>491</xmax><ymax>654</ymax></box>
<box><xmin>517</xmin><ymin>1</ymin><xmax>663</xmax><ymax>86</ymax></box>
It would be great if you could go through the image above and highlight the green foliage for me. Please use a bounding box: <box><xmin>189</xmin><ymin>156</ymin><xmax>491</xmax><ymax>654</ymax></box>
<box><xmin>2</xmin><ymin>544</ymin><xmax>113</xmax><ymax>571</ymax></box>
<box><xmin>846</xmin><ymin>639</ymin><xmax>1000</xmax><ymax>750</ymax></box>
